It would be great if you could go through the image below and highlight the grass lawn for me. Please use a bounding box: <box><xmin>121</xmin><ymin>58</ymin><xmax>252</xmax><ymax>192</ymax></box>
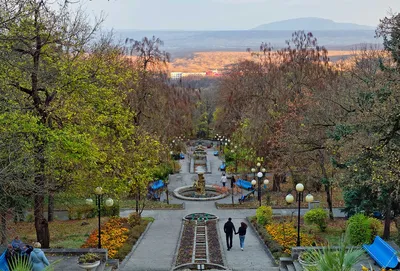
<box><xmin>41</xmin><ymin>195</ymin><xmax>183</xmax><ymax>211</ymax></box>
<box><xmin>10</xmin><ymin>217</ymin><xmax>108</xmax><ymax>248</ymax></box>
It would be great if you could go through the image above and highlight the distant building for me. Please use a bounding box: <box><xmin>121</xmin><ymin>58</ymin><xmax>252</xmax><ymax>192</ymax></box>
<box><xmin>182</xmin><ymin>72</ymin><xmax>206</xmax><ymax>78</ymax></box>
<box><xmin>170</xmin><ymin>72</ymin><xmax>183</xmax><ymax>80</ymax></box>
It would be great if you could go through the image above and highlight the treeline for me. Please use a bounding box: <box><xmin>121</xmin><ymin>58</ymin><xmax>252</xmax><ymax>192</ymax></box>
<box><xmin>215</xmin><ymin>16</ymin><xmax>400</xmax><ymax>238</ymax></box>
<box><xmin>0</xmin><ymin>1</ymin><xmax>197</xmax><ymax>247</ymax></box>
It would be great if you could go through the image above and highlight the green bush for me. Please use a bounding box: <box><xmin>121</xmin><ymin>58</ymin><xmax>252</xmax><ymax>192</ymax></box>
<box><xmin>347</xmin><ymin>214</ymin><xmax>372</xmax><ymax>245</ymax></box>
<box><xmin>256</xmin><ymin>206</ymin><xmax>273</xmax><ymax>226</ymax></box>
<box><xmin>304</xmin><ymin>208</ymin><xmax>328</xmax><ymax>232</ymax></box>
<box><xmin>100</xmin><ymin>203</ymin><xmax>120</xmax><ymax>217</ymax></box>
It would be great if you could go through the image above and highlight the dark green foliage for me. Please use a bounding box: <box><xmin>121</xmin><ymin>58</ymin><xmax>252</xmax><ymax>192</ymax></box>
<box><xmin>347</xmin><ymin>214</ymin><xmax>372</xmax><ymax>245</ymax></box>
<box><xmin>304</xmin><ymin>208</ymin><xmax>328</xmax><ymax>232</ymax></box>
<box><xmin>101</xmin><ymin>203</ymin><xmax>120</xmax><ymax>217</ymax></box>
<box><xmin>327</xmin><ymin>124</ymin><xmax>353</xmax><ymax>141</ymax></box>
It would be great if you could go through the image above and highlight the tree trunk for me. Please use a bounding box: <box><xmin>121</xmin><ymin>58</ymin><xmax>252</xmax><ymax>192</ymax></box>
<box><xmin>272</xmin><ymin>173</ymin><xmax>284</xmax><ymax>192</ymax></box>
<box><xmin>48</xmin><ymin>192</ymin><xmax>54</xmax><ymax>222</ymax></box>
<box><xmin>383</xmin><ymin>200</ymin><xmax>391</xmax><ymax>240</ymax></box>
<box><xmin>318</xmin><ymin>150</ymin><xmax>334</xmax><ymax>220</ymax></box>
<box><xmin>1</xmin><ymin>211</ymin><xmax>7</xmax><ymax>245</ymax></box>
<box><xmin>34</xmin><ymin>144</ymin><xmax>50</xmax><ymax>248</ymax></box>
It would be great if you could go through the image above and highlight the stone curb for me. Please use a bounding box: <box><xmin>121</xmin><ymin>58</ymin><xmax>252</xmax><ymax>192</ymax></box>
<box><xmin>119</xmin><ymin>221</ymin><xmax>153</xmax><ymax>269</ymax></box>
<box><xmin>170</xmin><ymin>218</ymin><xmax>186</xmax><ymax>271</ymax></box>
<box><xmin>173</xmin><ymin>186</ymin><xmax>229</xmax><ymax>201</ymax></box>
<box><xmin>246</xmin><ymin>217</ymin><xmax>279</xmax><ymax>267</ymax></box>
<box><xmin>216</xmin><ymin>217</ymin><xmax>229</xmax><ymax>269</ymax></box>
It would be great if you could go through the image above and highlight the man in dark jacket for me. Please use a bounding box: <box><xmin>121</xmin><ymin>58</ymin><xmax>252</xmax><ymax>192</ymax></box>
<box><xmin>224</xmin><ymin>218</ymin><xmax>236</xmax><ymax>251</ymax></box>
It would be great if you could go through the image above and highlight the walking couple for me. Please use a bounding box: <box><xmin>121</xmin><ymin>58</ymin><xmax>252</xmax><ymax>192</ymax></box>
<box><xmin>223</xmin><ymin>218</ymin><xmax>247</xmax><ymax>251</ymax></box>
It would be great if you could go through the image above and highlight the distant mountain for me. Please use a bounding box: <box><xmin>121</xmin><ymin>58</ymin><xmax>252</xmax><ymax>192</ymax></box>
<box><xmin>252</xmin><ymin>17</ymin><xmax>375</xmax><ymax>31</ymax></box>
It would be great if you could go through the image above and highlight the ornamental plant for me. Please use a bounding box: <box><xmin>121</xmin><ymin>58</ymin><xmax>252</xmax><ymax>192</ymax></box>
<box><xmin>304</xmin><ymin>208</ymin><xmax>328</xmax><ymax>232</ymax></box>
<box><xmin>78</xmin><ymin>253</ymin><xmax>101</xmax><ymax>264</ymax></box>
<box><xmin>266</xmin><ymin>222</ymin><xmax>315</xmax><ymax>254</ymax></box>
<box><xmin>347</xmin><ymin>214</ymin><xmax>372</xmax><ymax>245</ymax></box>
<box><xmin>256</xmin><ymin>206</ymin><xmax>273</xmax><ymax>226</ymax></box>
<box><xmin>82</xmin><ymin>217</ymin><xmax>129</xmax><ymax>258</ymax></box>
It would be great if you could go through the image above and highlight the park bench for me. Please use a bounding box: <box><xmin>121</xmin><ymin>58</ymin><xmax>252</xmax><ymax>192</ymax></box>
<box><xmin>239</xmin><ymin>190</ymin><xmax>255</xmax><ymax>204</ymax></box>
<box><xmin>219</xmin><ymin>162</ymin><xmax>226</xmax><ymax>171</ymax></box>
<box><xmin>363</xmin><ymin>236</ymin><xmax>399</xmax><ymax>269</ymax></box>
<box><xmin>235</xmin><ymin>179</ymin><xmax>253</xmax><ymax>190</ymax></box>
<box><xmin>148</xmin><ymin>180</ymin><xmax>164</xmax><ymax>201</ymax></box>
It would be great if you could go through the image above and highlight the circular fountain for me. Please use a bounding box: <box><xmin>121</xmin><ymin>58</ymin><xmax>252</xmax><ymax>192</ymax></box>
<box><xmin>173</xmin><ymin>167</ymin><xmax>229</xmax><ymax>201</ymax></box>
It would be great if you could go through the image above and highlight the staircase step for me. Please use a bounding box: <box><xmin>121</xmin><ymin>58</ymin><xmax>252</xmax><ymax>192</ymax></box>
<box><xmin>287</xmin><ymin>263</ymin><xmax>295</xmax><ymax>271</ymax></box>
<box><xmin>293</xmin><ymin>261</ymin><xmax>303</xmax><ymax>271</ymax></box>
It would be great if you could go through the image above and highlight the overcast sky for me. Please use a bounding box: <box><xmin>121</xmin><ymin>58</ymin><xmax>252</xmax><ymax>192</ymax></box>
<box><xmin>81</xmin><ymin>0</ymin><xmax>400</xmax><ymax>30</ymax></box>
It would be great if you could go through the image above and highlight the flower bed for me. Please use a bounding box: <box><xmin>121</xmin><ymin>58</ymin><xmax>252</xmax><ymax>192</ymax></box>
<box><xmin>265</xmin><ymin>222</ymin><xmax>316</xmax><ymax>254</ymax></box>
<box><xmin>250</xmin><ymin>217</ymin><xmax>318</xmax><ymax>259</ymax></box>
<box><xmin>176</xmin><ymin>221</ymin><xmax>195</xmax><ymax>266</ymax></box>
<box><xmin>81</xmin><ymin>217</ymin><xmax>150</xmax><ymax>261</ymax></box>
<box><xmin>206</xmin><ymin>221</ymin><xmax>223</xmax><ymax>265</ymax></box>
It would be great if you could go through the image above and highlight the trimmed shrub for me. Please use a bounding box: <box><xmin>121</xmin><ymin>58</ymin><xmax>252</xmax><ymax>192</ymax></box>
<box><xmin>304</xmin><ymin>208</ymin><xmax>328</xmax><ymax>232</ymax></box>
<box><xmin>256</xmin><ymin>206</ymin><xmax>273</xmax><ymax>226</ymax></box>
<box><xmin>347</xmin><ymin>214</ymin><xmax>371</xmax><ymax>245</ymax></box>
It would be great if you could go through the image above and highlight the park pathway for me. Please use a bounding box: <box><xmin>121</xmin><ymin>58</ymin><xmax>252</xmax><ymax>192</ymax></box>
<box><xmin>120</xmin><ymin>146</ymin><xmax>279</xmax><ymax>271</ymax></box>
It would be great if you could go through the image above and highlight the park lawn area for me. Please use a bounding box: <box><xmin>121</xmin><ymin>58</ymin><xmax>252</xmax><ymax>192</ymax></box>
<box><xmin>10</xmin><ymin>217</ymin><xmax>108</xmax><ymax>248</ymax></box>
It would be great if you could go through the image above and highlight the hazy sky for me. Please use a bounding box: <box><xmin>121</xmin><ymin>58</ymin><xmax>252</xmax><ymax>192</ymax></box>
<box><xmin>81</xmin><ymin>0</ymin><xmax>400</xmax><ymax>30</ymax></box>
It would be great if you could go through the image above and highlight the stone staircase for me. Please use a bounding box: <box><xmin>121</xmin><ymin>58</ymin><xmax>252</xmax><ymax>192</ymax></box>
<box><xmin>279</xmin><ymin>257</ymin><xmax>303</xmax><ymax>271</ymax></box>
<box><xmin>192</xmin><ymin>220</ymin><xmax>209</xmax><ymax>264</ymax></box>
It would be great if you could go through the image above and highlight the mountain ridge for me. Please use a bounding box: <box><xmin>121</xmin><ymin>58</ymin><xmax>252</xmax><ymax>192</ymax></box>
<box><xmin>252</xmin><ymin>17</ymin><xmax>375</xmax><ymax>31</ymax></box>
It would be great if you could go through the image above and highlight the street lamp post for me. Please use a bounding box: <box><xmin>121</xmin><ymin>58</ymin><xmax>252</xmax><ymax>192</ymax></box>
<box><xmin>86</xmin><ymin>187</ymin><xmax>114</xmax><ymax>248</ymax></box>
<box><xmin>285</xmin><ymin>183</ymin><xmax>314</xmax><ymax>246</ymax></box>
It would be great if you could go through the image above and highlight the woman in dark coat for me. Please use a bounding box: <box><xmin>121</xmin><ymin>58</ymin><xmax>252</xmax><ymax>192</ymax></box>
<box><xmin>236</xmin><ymin>222</ymin><xmax>247</xmax><ymax>250</ymax></box>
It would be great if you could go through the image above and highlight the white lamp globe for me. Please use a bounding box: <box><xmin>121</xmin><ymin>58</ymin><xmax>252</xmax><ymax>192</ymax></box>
<box><xmin>95</xmin><ymin>187</ymin><xmax>103</xmax><ymax>195</ymax></box>
<box><xmin>86</xmin><ymin>198</ymin><xmax>93</xmax><ymax>205</ymax></box>
<box><xmin>105</xmin><ymin>198</ymin><xmax>114</xmax><ymax>207</ymax></box>
<box><xmin>296</xmin><ymin>183</ymin><xmax>304</xmax><ymax>192</ymax></box>
<box><xmin>286</xmin><ymin>194</ymin><xmax>295</xmax><ymax>204</ymax></box>
<box><xmin>305</xmin><ymin>194</ymin><xmax>314</xmax><ymax>203</ymax></box>
<box><xmin>257</xmin><ymin>172</ymin><xmax>263</xmax><ymax>178</ymax></box>
<box><xmin>251</xmin><ymin>168</ymin><xmax>256</xmax><ymax>173</ymax></box>
<box><xmin>251</xmin><ymin>179</ymin><xmax>257</xmax><ymax>185</ymax></box>
<box><xmin>264</xmin><ymin>179</ymin><xmax>269</xmax><ymax>185</ymax></box>
<box><xmin>256</xmin><ymin>162</ymin><xmax>261</xmax><ymax>167</ymax></box>
<box><xmin>261</xmin><ymin>168</ymin><xmax>266</xmax><ymax>173</ymax></box>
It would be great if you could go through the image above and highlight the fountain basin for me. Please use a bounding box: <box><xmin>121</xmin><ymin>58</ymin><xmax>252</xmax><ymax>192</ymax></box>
<box><xmin>173</xmin><ymin>185</ymin><xmax>229</xmax><ymax>201</ymax></box>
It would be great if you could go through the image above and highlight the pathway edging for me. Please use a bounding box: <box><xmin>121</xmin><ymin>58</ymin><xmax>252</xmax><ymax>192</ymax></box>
<box><xmin>170</xmin><ymin>218</ymin><xmax>185</xmax><ymax>271</ymax></box>
<box><xmin>119</xmin><ymin>221</ymin><xmax>153</xmax><ymax>270</ymax></box>
<box><xmin>246</xmin><ymin>217</ymin><xmax>279</xmax><ymax>267</ymax></box>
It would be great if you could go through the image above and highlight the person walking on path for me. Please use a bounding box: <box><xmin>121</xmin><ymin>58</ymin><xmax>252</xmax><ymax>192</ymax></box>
<box><xmin>224</xmin><ymin>218</ymin><xmax>236</xmax><ymax>251</ymax></box>
<box><xmin>236</xmin><ymin>222</ymin><xmax>248</xmax><ymax>250</ymax></box>
<box><xmin>220</xmin><ymin>173</ymin><xmax>227</xmax><ymax>187</ymax></box>
<box><xmin>30</xmin><ymin>242</ymin><xmax>50</xmax><ymax>271</ymax></box>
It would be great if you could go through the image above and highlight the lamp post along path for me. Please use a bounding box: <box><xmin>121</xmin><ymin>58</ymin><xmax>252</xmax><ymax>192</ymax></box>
<box><xmin>285</xmin><ymin>183</ymin><xmax>314</xmax><ymax>246</ymax></box>
<box><xmin>87</xmin><ymin>187</ymin><xmax>114</xmax><ymax>249</ymax></box>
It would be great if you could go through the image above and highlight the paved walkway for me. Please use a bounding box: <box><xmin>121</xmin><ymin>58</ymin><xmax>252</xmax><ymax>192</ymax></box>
<box><xmin>120</xmin><ymin>148</ymin><xmax>279</xmax><ymax>271</ymax></box>
<box><xmin>120</xmin><ymin>145</ymin><xmax>346</xmax><ymax>271</ymax></box>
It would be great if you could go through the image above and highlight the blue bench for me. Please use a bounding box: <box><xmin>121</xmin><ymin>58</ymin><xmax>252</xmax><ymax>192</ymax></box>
<box><xmin>363</xmin><ymin>236</ymin><xmax>399</xmax><ymax>269</ymax></box>
<box><xmin>151</xmin><ymin>180</ymin><xmax>164</xmax><ymax>190</ymax></box>
<box><xmin>235</xmin><ymin>179</ymin><xmax>253</xmax><ymax>190</ymax></box>
<box><xmin>220</xmin><ymin>163</ymin><xmax>226</xmax><ymax>171</ymax></box>
<box><xmin>239</xmin><ymin>190</ymin><xmax>255</xmax><ymax>203</ymax></box>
